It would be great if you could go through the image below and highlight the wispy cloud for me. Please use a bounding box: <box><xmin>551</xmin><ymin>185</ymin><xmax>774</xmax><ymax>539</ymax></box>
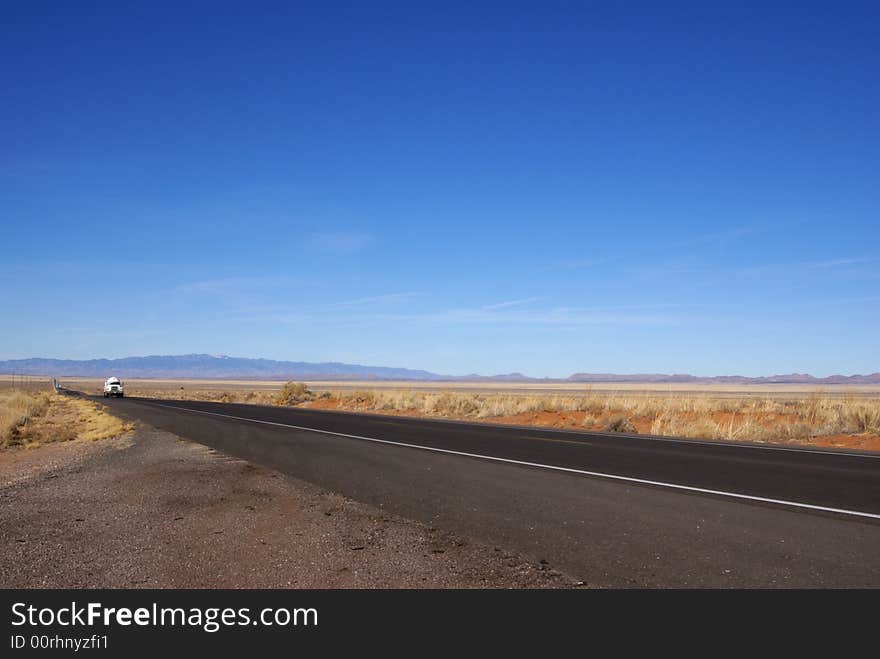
<box><xmin>806</xmin><ymin>257</ymin><xmax>876</xmax><ymax>269</ymax></box>
<box><xmin>741</xmin><ymin>256</ymin><xmax>876</xmax><ymax>277</ymax></box>
<box><xmin>247</xmin><ymin>303</ymin><xmax>697</xmax><ymax>328</ymax></box>
<box><xmin>172</xmin><ymin>276</ymin><xmax>303</xmax><ymax>295</ymax></box>
<box><xmin>482</xmin><ymin>297</ymin><xmax>541</xmax><ymax>310</ymax></box>
<box><xmin>420</xmin><ymin>305</ymin><xmax>693</xmax><ymax>327</ymax></box>
<box><xmin>781</xmin><ymin>293</ymin><xmax>880</xmax><ymax>308</ymax></box>
<box><xmin>306</xmin><ymin>231</ymin><xmax>371</xmax><ymax>255</ymax></box>
<box><xmin>330</xmin><ymin>292</ymin><xmax>420</xmax><ymax>307</ymax></box>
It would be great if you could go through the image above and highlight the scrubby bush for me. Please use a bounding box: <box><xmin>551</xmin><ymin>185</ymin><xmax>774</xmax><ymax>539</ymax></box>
<box><xmin>605</xmin><ymin>416</ymin><xmax>637</xmax><ymax>433</ymax></box>
<box><xmin>430</xmin><ymin>392</ymin><xmax>480</xmax><ymax>417</ymax></box>
<box><xmin>275</xmin><ymin>381</ymin><xmax>313</xmax><ymax>406</ymax></box>
<box><xmin>342</xmin><ymin>390</ymin><xmax>377</xmax><ymax>407</ymax></box>
<box><xmin>852</xmin><ymin>405</ymin><xmax>880</xmax><ymax>433</ymax></box>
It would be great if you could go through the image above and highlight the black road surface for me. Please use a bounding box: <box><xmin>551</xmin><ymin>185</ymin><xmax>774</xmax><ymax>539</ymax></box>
<box><xmin>95</xmin><ymin>394</ymin><xmax>880</xmax><ymax>587</ymax></box>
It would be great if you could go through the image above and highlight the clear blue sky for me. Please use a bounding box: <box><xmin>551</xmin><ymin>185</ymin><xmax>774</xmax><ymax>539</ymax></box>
<box><xmin>2</xmin><ymin>2</ymin><xmax>878</xmax><ymax>377</ymax></box>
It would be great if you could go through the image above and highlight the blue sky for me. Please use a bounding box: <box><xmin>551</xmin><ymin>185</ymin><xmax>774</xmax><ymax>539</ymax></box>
<box><xmin>2</xmin><ymin>2</ymin><xmax>878</xmax><ymax>377</ymax></box>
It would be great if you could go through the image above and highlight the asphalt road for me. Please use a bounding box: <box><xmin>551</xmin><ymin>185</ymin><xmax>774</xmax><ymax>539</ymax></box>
<box><xmin>95</xmin><ymin>394</ymin><xmax>880</xmax><ymax>587</ymax></box>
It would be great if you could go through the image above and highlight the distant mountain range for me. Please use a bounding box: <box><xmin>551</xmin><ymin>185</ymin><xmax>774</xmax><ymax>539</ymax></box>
<box><xmin>566</xmin><ymin>372</ymin><xmax>880</xmax><ymax>385</ymax></box>
<box><xmin>1</xmin><ymin>354</ymin><xmax>879</xmax><ymax>384</ymax></box>
<box><xmin>0</xmin><ymin>354</ymin><xmax>442</xmax><ymax>381</ymax></box>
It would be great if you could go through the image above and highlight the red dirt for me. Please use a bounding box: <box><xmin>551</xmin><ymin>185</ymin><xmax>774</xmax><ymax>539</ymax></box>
<box><xmin>812</xmin><ymin>434</ymin><xmax>880</xmax><ymax>451</ymax></box>
<box><xmin>309</xmin><ymin>398</ymin><xmax>344</xmax><ymax>411</ymax></box>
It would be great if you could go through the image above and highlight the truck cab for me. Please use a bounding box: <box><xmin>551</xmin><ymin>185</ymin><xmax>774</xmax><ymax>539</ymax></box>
<box><xmin>103</xmin><ymin>377</ymin><xmax>124</xmax><ymax>398</ymax></box>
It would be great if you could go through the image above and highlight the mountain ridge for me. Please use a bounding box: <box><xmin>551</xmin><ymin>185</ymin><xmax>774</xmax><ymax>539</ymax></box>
<box><xmin>1</xmin><ymin>354</ymin><xmax>879</xmax><ymax>384</ymax></box>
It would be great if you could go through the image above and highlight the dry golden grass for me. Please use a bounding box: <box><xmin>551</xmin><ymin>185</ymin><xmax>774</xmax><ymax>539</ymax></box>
<box><xmin>132</xmin><ymin>382</ymin><xmax>879</xmax><ymax>447</ymax></box>
<box><xmin>0</xmin><ymin>390</ymin><xmax>52</xmax><ymax>446</ymax></box>
<box><xmin>315</xmin><ymin>388</ymin><xmax>880</xmax><ymax>448</ymax></box>
<box><xmin>40</xmin><ymin>378</ymin><xmax>880</xmax><ymax>450</ymax></box>
<box><xmin>68</xmin><ymin>397</ymin><xmax>134</xmax><ymax>443</ymax></box>
<box><xmin>0</xmin><ymin>390</ymin><xmax>133</xmax><ymax>449</ymax></box>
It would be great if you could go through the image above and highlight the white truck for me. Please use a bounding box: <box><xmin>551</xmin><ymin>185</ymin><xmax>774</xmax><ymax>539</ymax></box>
<box><xmin>103</xmin><ymin>377</ymin><xmax>124</xmax><ymax>398</ymax></box>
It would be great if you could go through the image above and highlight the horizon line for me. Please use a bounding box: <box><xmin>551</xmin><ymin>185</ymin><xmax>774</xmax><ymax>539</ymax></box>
<box><xmin>0</xmin><ymin>354</ymin><xmax>878</xmax><ymax>382</ymax></box>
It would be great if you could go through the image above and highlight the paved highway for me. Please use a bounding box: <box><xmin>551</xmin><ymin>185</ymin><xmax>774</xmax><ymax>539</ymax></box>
<box><xmin>94</xmin><ymin>394</ymin><xmax>880</xmax><ymax>587</ymax></box>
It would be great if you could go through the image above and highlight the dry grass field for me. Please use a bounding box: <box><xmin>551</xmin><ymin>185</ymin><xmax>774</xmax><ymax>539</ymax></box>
<box><xmin>0</xmin><ymin>388</ymin><xmax>133</xmax><ymax>449</ymax></box>
<box><xmin>307</xmin><ymin>387</ymin><xmax>880</xmax><ymax>451</ymax></box>
<box><xmin>26</xmin><ymin>375</ymin><xmax>880</xmax><ymax>399</ymax></box>
<box><xmin>27</xmin><ymin>376</ymin><xmax>879</xmax><ymax>452</ymax></box>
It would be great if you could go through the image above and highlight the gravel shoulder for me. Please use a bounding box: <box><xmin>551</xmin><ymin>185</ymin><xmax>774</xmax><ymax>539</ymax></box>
<box><xmin>0</xmin><ymin>424</ymin><xmax>571</xmax><ymax>588</ymax></box>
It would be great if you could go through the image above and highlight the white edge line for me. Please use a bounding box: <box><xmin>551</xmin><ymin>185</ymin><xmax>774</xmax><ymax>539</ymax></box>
<box><xmin>146</xmin><ymin>401</ymin><xmax>880</xmax><ymax>522</ymax></box>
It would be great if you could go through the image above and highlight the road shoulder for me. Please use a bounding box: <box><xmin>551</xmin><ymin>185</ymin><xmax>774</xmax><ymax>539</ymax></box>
<box><xmin>0</xmin><ymin>424</ymin><xmax>572</xmax><ymax>588</ymax></box>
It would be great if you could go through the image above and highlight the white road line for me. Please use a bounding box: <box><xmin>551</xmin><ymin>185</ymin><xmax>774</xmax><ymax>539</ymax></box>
<box><xmin>144</xmin><ymin>401</ymin><xmax>880</xmax><ymax>521</ymax></box>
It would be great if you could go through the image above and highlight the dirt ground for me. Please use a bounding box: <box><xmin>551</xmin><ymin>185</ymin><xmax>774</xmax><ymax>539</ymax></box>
<box><xmin>0</xmin><ymin>425</ymin><xmax>572</xmax><ymax>589</ymax></box>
